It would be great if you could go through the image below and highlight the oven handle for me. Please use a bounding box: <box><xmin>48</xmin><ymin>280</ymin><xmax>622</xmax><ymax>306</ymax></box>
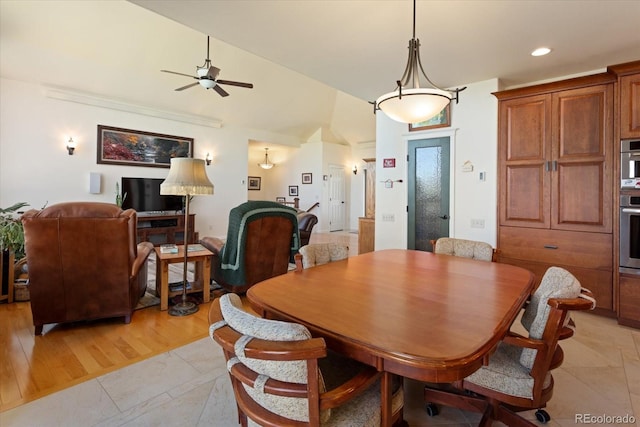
<box><xmin>622</xmin><ymin>208</ymin><xmax>640</xmax><ymax>214</ymax></box>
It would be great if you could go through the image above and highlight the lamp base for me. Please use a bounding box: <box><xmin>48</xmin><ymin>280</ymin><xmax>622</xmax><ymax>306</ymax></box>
<box><xmin>168</xmin><ymin>300</ymin><xmax>199</xmax><ymax>317</ymax></box>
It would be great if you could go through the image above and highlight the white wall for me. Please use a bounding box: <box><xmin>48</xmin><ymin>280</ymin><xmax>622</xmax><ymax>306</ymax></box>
<box><xmin>374</xmin><ymin>78</ymin><xmax>500</xmax><ymax>250</ymax></box>
<box><xmin>0</xmin><ymin>77</ymin><xmax>304</xmax><ymax>239</ymax></box>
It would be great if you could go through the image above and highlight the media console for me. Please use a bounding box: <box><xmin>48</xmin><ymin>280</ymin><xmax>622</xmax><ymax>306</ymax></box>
<box><xmin>136</xmin><ymin>212</ymin><xmax>196</xmax><ymax>246</ymax></box>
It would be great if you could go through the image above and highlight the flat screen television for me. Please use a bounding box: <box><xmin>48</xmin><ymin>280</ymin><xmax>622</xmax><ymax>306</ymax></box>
<box><xmin>120</xmin><ymin>177</ymin><xmax>183</xmax><ymax>213</ymax></box>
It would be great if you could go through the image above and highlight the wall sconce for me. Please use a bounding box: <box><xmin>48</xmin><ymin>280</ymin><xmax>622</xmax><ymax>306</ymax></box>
<box><xmin>66</xmin><ymin>137</ymin><xmax>76</xmax><ymax>155</ymax></box>
<box><xmin>205</xmin><ymin>153</ymin><xmax>212</xmax><ymax>166</ymax></box>
<box><xmin>352</xmin><ymin>165</ymin><xmax>358</xmax><ymax>175</ymax></box>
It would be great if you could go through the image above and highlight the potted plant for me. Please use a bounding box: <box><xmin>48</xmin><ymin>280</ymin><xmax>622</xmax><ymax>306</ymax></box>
<box><xmin>1</xmin><ymin>202</ymin><xmax>29</xmax><ymax>301</ymax></box>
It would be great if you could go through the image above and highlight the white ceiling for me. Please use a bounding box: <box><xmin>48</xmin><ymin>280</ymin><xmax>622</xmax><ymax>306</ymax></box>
<box><xmin>2</xmin><ymin>1</ymin><xmax>639</xmax><ymax>150</ymax></box>
<box><xmin>131</xmin><ymin>0</ymin><xmax>640</xmax><ymax>99</ymax></box>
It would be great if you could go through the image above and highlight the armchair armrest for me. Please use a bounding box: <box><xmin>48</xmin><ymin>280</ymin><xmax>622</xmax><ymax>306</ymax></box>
<box><xmin>502</xmin><ymin>331</ymin><xmax>545</xmax><ymax>351</ymax></box>
<box><xmin>200</xmin><ymin>236</ymin><xmax>225</xmax><ymax>255</ymax></box>
<box><xmin>132</xmin><ymin>242</ymin><xmax>153</xmax><ymax>277</ymax></box>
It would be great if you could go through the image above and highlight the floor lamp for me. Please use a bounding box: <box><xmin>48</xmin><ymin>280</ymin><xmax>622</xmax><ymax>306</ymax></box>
<box><xmin>161</xmin><ymin>158</ymin><xmax>214</xmax><ymax>316</ymax></box>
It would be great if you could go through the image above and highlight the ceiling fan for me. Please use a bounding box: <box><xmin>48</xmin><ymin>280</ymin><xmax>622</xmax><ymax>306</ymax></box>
<box><xmin>161</xmin><ymin>36</ymin><xmax>253</xmax><ymax>97</ymax></box>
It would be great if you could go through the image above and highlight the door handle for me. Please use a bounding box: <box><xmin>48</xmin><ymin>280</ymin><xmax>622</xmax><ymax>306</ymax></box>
<box><xmin>439</xmin><ymin>215</ymin><xmax>450</xmax><ymax>220</ymax></box>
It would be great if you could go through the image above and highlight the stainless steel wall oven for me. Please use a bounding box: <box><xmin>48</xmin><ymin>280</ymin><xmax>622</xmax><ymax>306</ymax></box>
<box><xmin>620</xmin><ymin>194</ymin><xmax>640</xmax><ymax>272</ymax></box>
<box><xmin>621</xmin><ymin>139</ymin><xmax>640</xmax><ymax>189</ymax></box>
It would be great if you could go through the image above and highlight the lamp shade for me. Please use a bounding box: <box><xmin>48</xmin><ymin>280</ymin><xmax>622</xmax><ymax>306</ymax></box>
<box><xmin>376</xmin><ymin>88</ymin><xmax>452</xmax><ymax>123</ymax></box>
<box><xmin>161</xmin><ymin>158</ymin><xmax>214</xmax><ymax>196</ymax></box>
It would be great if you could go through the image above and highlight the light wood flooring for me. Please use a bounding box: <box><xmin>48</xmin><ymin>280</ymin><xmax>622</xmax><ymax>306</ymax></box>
<box><xmin>0</xmin><ymin>295</ymin><xmax>211</xmax><ymax>412</ymax></box>
<box><xmin>0</xmin><ymin>231</ymin><xmax>358</xmax><ymax>414</ymax></box>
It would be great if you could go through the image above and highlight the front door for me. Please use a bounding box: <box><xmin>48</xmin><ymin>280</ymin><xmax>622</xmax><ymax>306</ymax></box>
<box><xmin>407</xmin><ymin>137</ymin><xmax>451</xmax><ymax>251</ymax></box>
<box><xmin>328</xmin><ymin>165</ymin><xmax>345</xmax><ymax>231</ymax></box>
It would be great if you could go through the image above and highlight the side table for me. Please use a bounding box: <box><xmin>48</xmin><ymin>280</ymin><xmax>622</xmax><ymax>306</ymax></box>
<box><xmin>154</xmin><ymin>245</ymin><xmax>213</xmax><ymax>311</ymax></box>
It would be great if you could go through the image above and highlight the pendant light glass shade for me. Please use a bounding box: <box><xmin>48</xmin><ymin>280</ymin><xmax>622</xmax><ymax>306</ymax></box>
<box><xmin>376</xmin><ymin>88</ymin><xmax>451</xmax><ymax>124</ymax></box>
<box><xmin>258</xmin><ymin>148</ymin><xmax>274</xmax><ymax>170</ymax></box>
<box><xmin>375</xmin><ymin>1</ymin><xmax>465</xmax><ymax>124</ymax></box>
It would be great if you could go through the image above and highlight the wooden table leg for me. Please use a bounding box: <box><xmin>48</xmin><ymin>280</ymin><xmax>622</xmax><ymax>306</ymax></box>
<box><xmin>158</xmin><ymin>258</ymin><xmax>169</xmax><ymax>311</ymax></box>
<box><xmin>202</xmin><ymin>256</ymin><xmax>211</xmax><ymax>305</ymax></box>
<box><xmin>381</xmin><ymin>371</ymin><xmax>392</xmax><ymax>427</ymax></box>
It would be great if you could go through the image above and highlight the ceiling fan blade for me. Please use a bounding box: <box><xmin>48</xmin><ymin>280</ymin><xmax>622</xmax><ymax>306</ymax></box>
<box><xmin>207</xmin><ymin>66</ymin><xmax>221</xmax><ymax>80</ymax></box>
<box><xmin>213</xmin><ymin>85</ymin><xmax>229</xmax><ymax>97</ymax></box>
<box><xmin>216</xmin><ymin>79</ymin><xmax>254</xmax><ymax>89</ymax></box>
<box><xmin>175</xmin><ymin>82</ymin><xmax>200</xmax><ymax>91</ymax></box>
<box><xmin>161</xmin><ymin>69</ymin><xmax>197</xmax><ymax>79</ymax></box>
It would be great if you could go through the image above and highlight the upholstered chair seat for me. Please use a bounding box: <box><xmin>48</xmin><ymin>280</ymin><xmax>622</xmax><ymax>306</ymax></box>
<box><xmin>210</xmin><ymin>293</ymin><xmax>404</xmax><ymax>426</ymax></box>
<box><xmin>294</xmin><ymin>243</ymin><xmax>349</xmax><ymax>271</ymax></box>
<box><xmin>431</xmin><ymin>237</ymin><xmax>496</xmax><ymax>261</ymax></box>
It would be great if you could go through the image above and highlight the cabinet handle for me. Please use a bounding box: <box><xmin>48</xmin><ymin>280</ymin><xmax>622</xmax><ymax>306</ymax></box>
<box><xmin>544</xmin><ymin>161</ymin><xmax>550</xmax><ymax>172</ymax></box>
<box><xmin>543</xmin><ymin>244</ymin><xmax>558</xmax><ymax>249</ymax></box>
<box><xmin>552</xmin><ymin>160</ymin><xmax>558</xmax><ymax>171</ymax></box>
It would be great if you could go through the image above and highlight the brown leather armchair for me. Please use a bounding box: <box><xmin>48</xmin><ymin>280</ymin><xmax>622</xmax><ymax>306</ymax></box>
<box><xmin>296</xmin><ymin>211</ymin><xmax>318</xmax><ymax>247</ymax></box>
<box><xmin>200</xmin><ymin>201</ymin><xmax>299</xmax><ymax>294</ymax></box>
<box><xmin>21</xmin><ymin>202</ymin><xmax>154</xmax><ymax>335</ymax></box>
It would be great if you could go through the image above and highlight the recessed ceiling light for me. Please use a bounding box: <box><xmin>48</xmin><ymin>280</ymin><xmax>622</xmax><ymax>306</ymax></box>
<box><xmin>531</xmin><ymin>47</ymin><xmax>552</xmax><ymax>57</ymax></box>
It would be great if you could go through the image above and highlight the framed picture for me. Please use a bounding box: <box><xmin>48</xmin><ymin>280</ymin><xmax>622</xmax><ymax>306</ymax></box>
<box><xmin>408</xmin><ymin>104</ymin><xmax>451</xmax><ymax>131</ymax></box>
<box><xmin>383</xmin><ymin>158</ymin><xmax>396</xmax><ymax>168</ymax></box>
<box><xmin>248</xmin><ymin>176</ymin><xmax>261</xmax><ymax>191</ymax></box>
<box><xmin>276</xmin><ymin>197</ymin><xmax>286</xmax><ymax>203</ymax></box>
<box><xmin>288</xmin><ymin>185</ymin><xmax>299</xmax><ymax>197</ymax></box>
<box><xmin>97</xmin><ymin>125</ymin><xmax>193</xmax><ymax>168</ymax></box>
<box><xmin>301</xmin><ymin>173</ymin><xmax>312</xmax><ymax>184</ymax></box>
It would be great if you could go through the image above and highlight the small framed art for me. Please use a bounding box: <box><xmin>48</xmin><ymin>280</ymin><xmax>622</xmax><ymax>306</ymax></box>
<box><xmin>289</xmin><ymin>185</ymin><xmax>299</xmax><ymax>197</ymax></box>
<box><xmin>248</xmin><ymin>176</ymin><xmax>261</xmax><ymax>191</ymax></box>
<box><xmin>302</xmin><ymin>173</ymin><xmax>312</xmax><ymax>184</ymax></box>
<box><xmin>408</xmin><ymin>104</ymin><xmax>451</xmax><ymax>131</ymax></box>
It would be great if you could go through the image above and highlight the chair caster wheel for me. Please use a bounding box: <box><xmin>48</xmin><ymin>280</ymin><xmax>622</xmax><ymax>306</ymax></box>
<box><xmin>425</xmin><ymin>402</ymin><xmax>439</xmax><ymax>417</ymax></box>
<box><xmin>535</xmin><ymin>409</ymin><xmax>550</xmax><ymax>423</ymax></box>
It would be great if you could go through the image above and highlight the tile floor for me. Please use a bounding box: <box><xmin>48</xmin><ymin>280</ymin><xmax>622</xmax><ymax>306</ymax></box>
<box><xmin>2</xmin><ymin>232</ymin><xmax>639</xmax><ymax>427</ymax></box>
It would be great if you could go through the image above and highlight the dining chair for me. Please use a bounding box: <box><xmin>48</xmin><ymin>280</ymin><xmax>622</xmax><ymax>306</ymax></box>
<box><xmin>430</xmin><ymin>237</ymin><xmax>498</xmax><ymax>262</ymax></box>
<box><xmin>209</xmin><ymin>293</ymin><xmax>405</xmax><ymax>426</ymax></box>
<box><xmin>423</xmin><ymin>266</ymin><xmax>596</xmax><ymax>427</ymax></box>
<box><xmin>294</xmin><ymin>243</ymin><xmax>349</xmax><ymax>271</ymax></box>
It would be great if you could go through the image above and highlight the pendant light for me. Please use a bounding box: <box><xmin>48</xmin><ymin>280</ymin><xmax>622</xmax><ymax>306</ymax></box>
<box><xmin>374</xmin><ymin>0</ymin><xmax>466</xmax><ymax>124</ymax></box>
<box><xmin>258</xmin><ymin>148</ymin><xmax>274</xmax><ymax>170</ymax></box>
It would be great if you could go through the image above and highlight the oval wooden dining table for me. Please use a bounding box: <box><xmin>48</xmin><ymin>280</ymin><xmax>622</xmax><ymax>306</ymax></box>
<box><xmin>247</xmin><ymin>249</ymin><xmax>535</xmax><ymax>426</ymax></box>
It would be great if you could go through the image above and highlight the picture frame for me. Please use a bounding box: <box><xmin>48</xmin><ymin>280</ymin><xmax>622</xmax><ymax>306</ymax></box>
<box><xmin>288</xmin><ymin>185</ymin><xmax>299</xmax><ymax>197</ymax></box>
<box><xmin>248</xmin><ymin>176</ymin><xmax>261</xmax><ymax>191</ymax></box>
<box><xmin>408</xmin><ymin>104</ymin><xmax>451</xmax><ymax>131</ymax></box>
<box><xmin>275</xmin><ymin>197</ymin><xmax>286</xmax><ymax>203</ymax></box>
<box><xmin>97</xmin><ymin>125</ymin><xmax>193</xmax><ymax>168</ymax></box>
<box><xmin>301</xmin><ymin>173</ymin><xmax>312</xmax><ymax>184</ymax></box>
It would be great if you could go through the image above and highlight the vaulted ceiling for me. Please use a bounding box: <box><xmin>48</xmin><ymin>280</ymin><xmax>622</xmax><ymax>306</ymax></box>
<box><xmin>2</xmin><ymin>1</ymin><xmax>639</xmax><ymax>149</ymax></box>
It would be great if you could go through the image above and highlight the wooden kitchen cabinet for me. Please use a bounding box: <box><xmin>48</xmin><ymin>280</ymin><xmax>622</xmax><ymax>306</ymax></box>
<box><xmin>619</xmin><ymin>273</ymin><xmax>640</xmax><ymax>328</ymax></box>
<box><xmin>495</xmin><ymin>74</ymin><xmax>615</xmax><ymax>314</ymax></box>
<box><xmin>498</xmin><ymin>82</ymin><xmax>613</xmax><ymax>233</ymax></box>
<box><xmin>610</xmin><ymin>60</ymin><xmax>640</xmax><ymax>139</ymax></box>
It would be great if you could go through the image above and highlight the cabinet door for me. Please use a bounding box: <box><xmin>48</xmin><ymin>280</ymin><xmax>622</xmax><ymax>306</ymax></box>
<box><xmin>499</xmin><ymin>94</ymin><xmax>552</xmax><ymax>228</ymax></box>
<box><xmin>551</xmin><ymin>84</ymin><xmax>613</xmax><ymax>233</ymax></box>
<box><xmin>620</xmin><ymin>73</ymin><xmax>640</xmax><ymax>139</ymax></box>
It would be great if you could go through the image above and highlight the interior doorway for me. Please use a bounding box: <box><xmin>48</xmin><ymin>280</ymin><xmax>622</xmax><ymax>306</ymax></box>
<box><xmin>407</xmin><ymin>137</ymin><xmax>451</xmax><ymax>251</ymax></box>
<box><xmin>328</xmin><ymin>165</ymin><xmax>345</xmax><ymax>231</ymax></box>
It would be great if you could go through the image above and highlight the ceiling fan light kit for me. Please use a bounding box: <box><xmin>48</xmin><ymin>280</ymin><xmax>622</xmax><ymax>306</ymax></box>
<box><xmin>161</xmin><ymin>36</ymin><xmax>253</xmax><ymax>97</ymax></box>
<box><xmin>375</xmin><ymin>0</ymin><xmax>466</xmax><ymax>124</ymax></box>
